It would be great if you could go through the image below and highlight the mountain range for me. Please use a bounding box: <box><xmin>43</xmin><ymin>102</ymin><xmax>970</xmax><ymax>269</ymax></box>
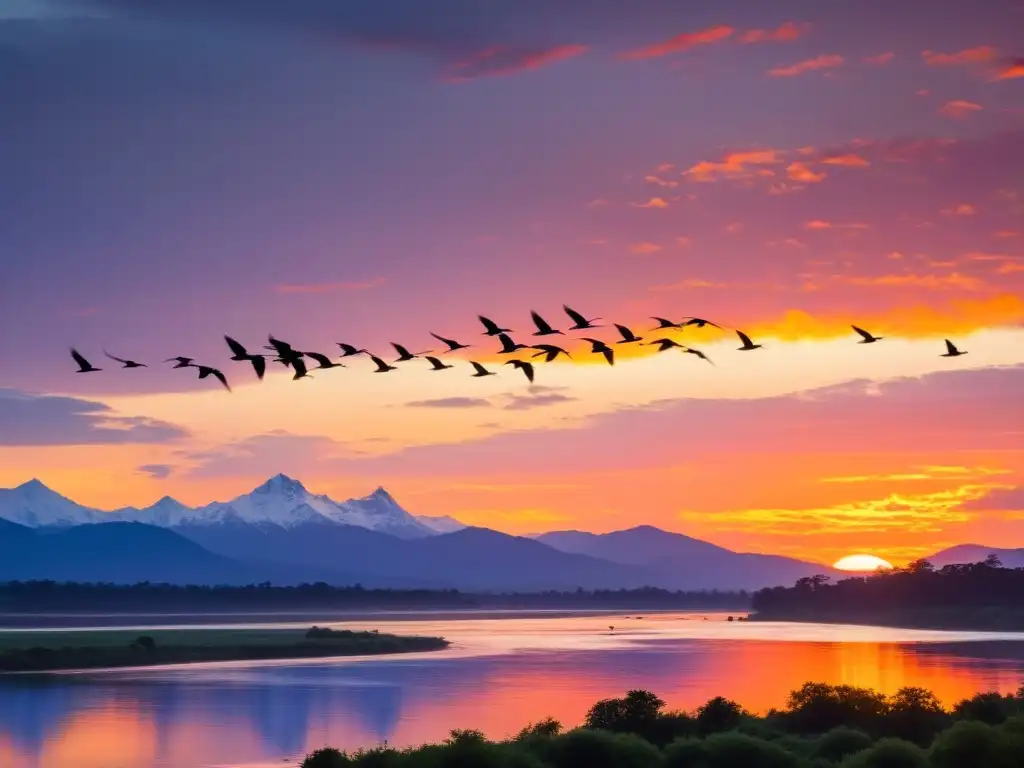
<box><xmin>0</xmin><ymin>476</ymin><xmax>1007</xmax><ymax>591</ymax></box>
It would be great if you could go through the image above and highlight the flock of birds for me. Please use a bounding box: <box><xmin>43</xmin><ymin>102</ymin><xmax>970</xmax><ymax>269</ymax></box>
<box><xmin>68</xmin><ymin>305</ymin><xmax>970</xmax><ymax>392</ymax></box>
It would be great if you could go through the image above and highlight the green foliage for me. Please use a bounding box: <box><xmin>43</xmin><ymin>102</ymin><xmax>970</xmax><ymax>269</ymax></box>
<box><xmin>784</xmin><ymin>683</ymin><xmax>888</xmax><ymax>734</ymax></box>
<box><xmin>929</xmin><ymin>720</ymin><xmax>1014</xmax><ymax>768</ymax></box>
<box><xmin>699</xmin><ymin>732</ymin><xmax>803</xmax><ymax>768</ymax></box>
<box><xmin>584</xmin><ymin>689</ymin><xmax>666</xmax><ymax>741</ymax></box>
<box><xmin>839</xmin><ymin>738</ymin><xmax>928</xmax><ymax>768</ymax></box>
<box><xmin>695</xmin><ymin>697</ymin><xmax>746</xmax><ymax>735</ymax></box>
<box><xmin>812</xmin><ymin>726</ymin><xmax>873</xmax><ymax>762</ymax></box>
<box><xmin>663</xmin><ymin>737</ymin><xmax>709</xmax><ymax>768</ymax></box>
<box><xmin>882</xmin><ymin>687</ymin><xmax>950</xmax><ymax>745</ymax></box>
<box><xmin>953</xmin><ymin>691</ymin><xmax>1022</xmax><ymax>724</ymax></box>
<box><xmin>547</xmin><ymin>728</ymin><xmax>662</xmax><ymax>768</ymax></box>
<box><xmin>302</xmin><ymin>746</ymin><xmax>351</xmax><ymax>768</ymax></box>
<box><xmin>514</xmin><ymin>718</ymin><xmax>562</xmax><ymax>740</ymax></box>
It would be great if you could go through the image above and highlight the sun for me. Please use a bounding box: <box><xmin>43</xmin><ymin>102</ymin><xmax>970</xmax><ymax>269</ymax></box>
<box><xmin>833</xmin><ymin>554</ymin><xmax>894</xmax><ymax>572</ymax></box>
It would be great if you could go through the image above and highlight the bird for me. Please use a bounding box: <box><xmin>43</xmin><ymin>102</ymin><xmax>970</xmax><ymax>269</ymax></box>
<box><xmin>478</xmin><ymin>315</ymin><xmax>513</xmax><ymax>336</ymax></box>
<box><xmin>683</xmin><ymin>317</ymin><xmax>722</xmax><ymax>330</ymax></box>
<box><xmin>193</xmin><ymin>365</ymin><xmax>231</xmax><ymax>392</ymax></box>
<box><xmin>563</xmin><ymin>304</ymin><xmax>601</xmax><ymax>330</ymax></box>
<box><xmin>736</xmin><ymin>330</ymin><xmax>762</xmax><ymax>351</ymax></box>
<box><xmin>505</xmin><ymin>359</ymin><xmax>535</xmax><ymax>382</ymax></box>
<box><xmin>647</xmin><ymin>338</ymin><xmax>683</xmax><ymax>352</ymax></box>
<box><xmin>290</xmin><ymin>357</ymin><xmax>312</xmax><ymax>379</ymax></box>
<box><xmin>430</xmin><ymin>332</ymin><xmax>471</xmax><ymax>352</ymax></box>
<box><xmin>337</xmin><ymin>343</ymin><xmax>368</xmax><ymax>357</ymax></box>
<box><xmin>852</xmin><ymin>325</ymin><xmax>883</xmax><ymax>344</ymax></box>
<box><xmin>496</xmin><ymin>333</ymin><xmax>529</xmax><ymax>354</ymax></box>
<box><xmin>941</xmin><ymin>339</ymin><xmax>967</xmax><ymax>358</ymax></box>
<box><xmin>529</xmin><ymin>310</ymin><xmax>563</xmax><ymax>336</ymax></box>
<box><xmin>224</xmin><ymin>336</ymin><xmax>267</xmax><ymax>380</ymax></box>
<box><xmin>425</xmin><ymin>356</ymin><xmax>453</xmax><ymax>371</ymax></box>
<box><xmin>581</xmin><ymin>338</ymin><xmax>614</xmax><ymax>366</ymax></box>
<box><xmin>682</xmin><ymin>346</ymin><xmax>714</xmax><ymax>365</ymax></box>
<box><xmin>71</xmin><ymin>348</ymin><xmax>101</xmax><ymax>373</ymax></box>
<box><xmin>391</xmin><ymin>342</ymin><xmax>426</xmax><ymax>362</ymax></box>
<box><xmin>470</xmin><ymin>361</ymin><xmax>497</xmax><ymax>377</ymax></box>
<box><xmin>369</xmin><ymin>355</ymin><xmax>398</xmax><ymax>373</ymax></box>
<box><xmin>650</xmin><ymin>317</ymin><xmax>684</xmax><ymax>330</ymax></box>
<box><xmin>531</xmin><ymin>344</ymin><xmax>572</xmax><ymax>362</ymax></box>
<box><xmin>164</xmin><ymin>356</ymin><xmax>194</xmax><ymax>368</ymax></box>
<box><xmin>613</xmin><ymin>324</ymin><xmax>643</xmax><ymax>344</ymax></box>
<box><xmin>266</xmin><ymin>336</ymin><xmax>303</xmax><ymax>367</ymax></box>
<box><xmin>104</xmin><ymin>351</ymin><xmax>146</xmax><ymax>368</ymax></box>
<box><xmin>304</xmin><ymin>352</ymin><xmax>344</xmax><ymax>370</ymax></box>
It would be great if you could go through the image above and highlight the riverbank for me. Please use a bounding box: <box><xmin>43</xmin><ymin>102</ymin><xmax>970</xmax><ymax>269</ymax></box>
<box><xmin>0</xmin><ymin>626</ymin><xmax>449</xmax><ymax>672</ymax></box>
<box><xmin>750</xmin><ymin>608</ymin><xmax>1024</xmax><ymax>633</ymax></box>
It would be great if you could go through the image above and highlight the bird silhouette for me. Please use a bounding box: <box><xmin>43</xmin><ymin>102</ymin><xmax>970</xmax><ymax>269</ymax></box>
<box><xmin>266</xmin><ymin>336</ymin><xmax>303</xmax><ymax>367</ymax></box>
<box><xmin>290</xmin><ymin>357</ymin><xmax>312</xmax><ymax>379</ymax></box>
<box><xmin>683</xmin><ymin>317</ymin><xmax>722</xmax><ymax>330</ymax></box>
<box><xmin>391</xmin><ymin>342</ymin><xmax>427</xmax><ymax>362</ymax></box>
<box><xmin>682</xmin><ymin>347</ymin><xmax>714</xmax><ymax>365</ymax></box>
<box><xmin>613</xmin><ymin>324</ymin><xmax>643</xmax><ymax>344</ymax></box>
<box><xmin>430</xmin><ymin>332</ymin><xmax>471</xmax><ymax>352</ymax></box>
<box><xmin>336</xmin><ymin>343</ymin><xmax>368</xmax><ymax>357</ymax></box>
<box><xmin>470</xmin><ymin>361</ymin><xmax>497</xmax><ymax>377</ymax></box>
<box><xmin>736</xmin><ymin>330</ymin><xmax>762</xmax><ymax>351</ymax></box>
<box><xmin>478</xmin><ymin>315</ymin><xmax>513</xmax><ymax>336</ymax></box>
<box><xmin>581</xmin><ymin>338</ymin><xmax>614</xmax><ymax>366</ymax></box>
<box><xmin>104</xmin><ymin>351</ymin><xmax>146</xmax><ymax>368</ymax></box>
<box><xmin>563</xmin><ymin>305</ymin><xmax>601</xmax><ymax>330</ymax></box>
<box><xmin>164</xmin><ymin>356</ymin><xmax>194</xmax><ymax>368</ymax></box>
<box><xmin>496</xmin><ymin>333</ymin><xmax>529</xmax><ymax>354</ymax></box>
<box><xmin>941</xmin><ymin>339</ymin><xmax>967</xmax><ymax>358</ymax></box>
<box><xmin>650</xmin><ymin>317</ymin><xmax>684</xmax><ymax>330</ymax></box>
<box><xmin>530</xmin><ymin>310</ymin><xmax>563</xmax><ymax>336</ymax></box>
<box><xmin>505</xmin><ymin>359</ymin><xmax>535</xmax><ymax>382</ymax></box>
<box><xmin>304</xmin><ymin>352</ymin><xmax>344</xmax><ymax>370</ymax></box>
<box><xmin>71</xmin><ymin>348</ymin><xmax>101</xmax><ymax>373</ymax></box>
<box><xmin>193</xmin><ymin>365</ymin><xmax>231</xmax><ymax>392</ymax></box>
<box><xmin>647</xmin><ymin>338</ymin><xmax>683</xmax><ymax>352</ymax></box>
<box><xmin>370</xmin><ymin>355</ymin><xmax>398</xmax><ymax>373</ymax></box>
<box><xmin>425</xmin><ymin>356</ymin><xmax>454</xmax><ymax>371</ymax></box>
<box><xmin>531</xmin><ymin>344</ymin><xmax>571</xmax><ymax>362</ymax></box>
<box><xmin>224</xmin><ymin>336</ymin><xmax>267</xmax><ymax>380</ymax></box>
<box><xmin>852</xmin><ymin>325</ymin><xmax>883</xmax><ymax>344</ymax></box>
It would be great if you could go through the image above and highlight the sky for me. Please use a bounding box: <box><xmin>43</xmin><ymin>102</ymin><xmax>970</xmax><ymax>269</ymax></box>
<box><xmin>1</xmin><ymin>0</ymin><xmax>1023</xmax><ymax>566</ymax></box>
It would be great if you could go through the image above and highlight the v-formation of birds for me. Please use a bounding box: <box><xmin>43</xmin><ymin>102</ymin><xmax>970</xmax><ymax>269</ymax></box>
<box><xmin>69</xmin><ymin>307</ymin><xmax>969</xmax><ymax>393</ymax></box>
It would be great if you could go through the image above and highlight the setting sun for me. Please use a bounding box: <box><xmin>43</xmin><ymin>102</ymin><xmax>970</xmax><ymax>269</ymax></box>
<box><xmin>833</xmin><ymin>554</ymin><xmax>894</xmax><ymax>572</ymax></box>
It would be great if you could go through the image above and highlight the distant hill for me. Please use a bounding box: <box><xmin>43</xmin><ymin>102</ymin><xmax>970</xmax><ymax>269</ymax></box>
<box><xmin>925</xmin><ymin>544</ymin><xmax>1024</xmax><ymax>569</ymax></box>
<box><xmin>536</xmin><ymin>525</ymin><xmax>838</xmax><ymax>591</ymax></box>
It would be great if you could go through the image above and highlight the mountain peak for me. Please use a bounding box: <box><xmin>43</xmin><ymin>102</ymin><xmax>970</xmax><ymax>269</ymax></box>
<box><xmin>254</xmin><ymin>474</ymin><xmax>306</xmax><ymax>495</ymax></box>
<box><xmin>17</xmin><ymin>479</ymin><xmax>50</xmax><ymax>493</ymax></box>
<box><xmin>368</xmin><ymin>487</ymin><xmax>395</xmax><ymax>503</ymax></box>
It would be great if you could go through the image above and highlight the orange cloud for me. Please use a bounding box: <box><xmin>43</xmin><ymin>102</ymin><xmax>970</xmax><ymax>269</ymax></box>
<box><xmin>993</xmin><ymin>58</ymin><xmax>1024</xmax><ymax>80</ymax></box>
<box><xmin>939</xmin><ymin>99</ymin><xmax>983</xmax><ymax>119</ymax></box>
<box><xmin>631</xmin><ymin>241</ymin><xmax>663</xmax><ymax>254</ymax></box>
<box><xmin>768</xmin><ymin>54</ymin><xmax>844</xmax><ymax>77</ymax></box>
<box><xmin>738</xmin><ymin>22</ymin><xmax>810</xmax><ymax>44</ymax></box>
<box><xmin>619</xmin><ymin>25</ymin><xmax>734</xmax><ymax>60</ymax></box>
<box><xmin>684</xmin><ymin>149</ymin><xmax>782</xmax><ymax>182</ymax></box>
<box><xmin>942</xmin><ymin>203</ymin><xmax>976</xmax><ymax>216</ymax></box>
<box><xmin>274</xmin><ymin>277</ymin><xmax>385</xmax><ymax>294</ymax></box>
<box><xmin>644</xmin><ymin>174</ymin><xmax>678</xmax><ymax>188</ymax></box>
<box><xmin>864</xmin><ymin>52</ymin><xmax>895</xmax><ymax>66</ymax></box>
<box><xmin>922</xmin><ymin>45</ymin><xmax>998</xmax><ymax>67</ymax></box>
<box><xmin>803</xmin><ymin>220</ymin><xmax>870</xmax><ymax>231</ymax></box>
<box><xmin>786</xmin><ymin>162</ymin><xmax>826</xmax><ymax>183</ymax></box>
<box><xmin>831</xmin><ymin>273</ymin><xmax>987</xmax><ymax>291</ymax></box>
<box><xmin>632</xmin><ymin>197</ymin><xmax>669</xmax><ymax>209</ymax></box>
<box><xmin>821</xmin><ymin>154</ymin><xmax>870</xmax><ymax>168</ymax></box>
<box><xmin>994</xmin><ymin>230</ymin><xmax>1019</xmax><ymax>239</ymax></box>
<box><xmin>444</xmin><ymin>44</ymin><xmax>588</xmax><ymax>82</ymax></box>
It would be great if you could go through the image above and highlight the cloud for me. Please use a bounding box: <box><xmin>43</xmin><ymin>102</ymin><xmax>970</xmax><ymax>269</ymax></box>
<box><xmin>993</xmin><ymin>58</ymin><xmax>1024</xmax><ymax>81</ymax></box>
<box><xmin>618</xmin><ymin>24</ymin><xmax>734</xmax><ymax>60</ymax></box>
<box><xmin>803</xmin><ymin>220</ymin><xmax>870</xmax><ymax>231</ymax></box>
<box><xmin>406</xmin><ymin>397</ymin><xmax>493</xmax><ymax>409</ymax></box>
<box><xmin>768</xmin><ymin>54</ymin><xmax>844</xmax><ymax>77</ymax></box>
<box><xmin>942</xmin><ymin>203</ymin><xmax>976</xmax><ymax>216</ymax></box>
<box><xmin>137</xmin><ymin>464</ymin><xmax>173</xmax><ymax>479</ymax></box>
<box><xmin>830</xmin><ymin>273</ymin><xmax>986</xmax><ymax>291</ymax></box>
<box><xmin>939</xmin><ymin>99</ymin><xmax>983</xmax><ymax>119</ymax></box>
<box><xmin>443</xmin><ymin>43</ymin><xmax>588</xmax><ymax>82</ymax></box>
<box><xmin>502</xmin><ymin>391</ymin><xmax>578</xmax><ymax>411</ymax></box>
<box><xmin>274</xmin><ymin>278</ymin><xmax>385</xmax><ymax>294</ymax></box>
<box><xmin>786</xmin><ymin>162</ymin><xmax>826</xmax><ymax>183</ymax></box>
<box><xmin>922</xmin><ymin>45</ymin><xmax>998</xmax><ymax>67</ymax></box>
<box><xmin>820</xmin><ymin>154</ymin><xmax>870</xmax><ymax>167</ymax></box>
<box><xmin>630</xmin><ymin>241</ymin><xmax>663</xmax><ymax>255</ymax></box>
<box><xmin>684</xmin><ymin>149</ymin><xmax>782</xmax><ymax>182</ymax></box>
<box><xmin>863</xmin><ymin>52</ymin><xmax>895</xmax><ymax>66</ymax></box>
<box><xmin>184</xmin><ymin>431</ymin><xmax>348</xmax><ymax>478</ymax></box>
<box><xmin>962</xmin><ymin>486</ymin><xmax>1024</xmax><ymax>511</ymax></box>
<box><xmin>643</xmin><ymin>175</ymin><xmax>678</xmax><ymax>187</ymax></box>
<box><xmin>737</xmin><ymin>22</ymin><xmax>810</xmax><ymax>44</ymax></box>
<box><xmin>631</xmin><ymin>197</ymin><xmax>669</xmax><ymax>209</ymax></box>
<box><xmin>0</xmin><ymin>389</ymin><xmax>189</xmax><ymax>446</ymax></box>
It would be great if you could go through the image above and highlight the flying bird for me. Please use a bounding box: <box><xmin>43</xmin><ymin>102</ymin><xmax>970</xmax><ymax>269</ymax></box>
<box><xmin>224</xmin><ymin>336</ymin><xmax>267</xmax><ymax>380</ymax></box>
<box><xmin>478</xmin><ymin>315</ymin><xmax>513</xmax><ymax>336</ymax></box>
<box><xmin>647</xmin><ymin>338</ymin><xmax>683</xmax><ymax>352</ymax></box>
<box><xmin>164</xmin><ymin>356</ymin><xmax>194</xmax><ymax>368</ymax></box>
<box><xmin>613</xmin><ymin>324</ymin><xmax>643</xmax><ymax>344</ymax></box>
<box><xmin>104</xmin><ymin>351</ymin><xmax>146</xmax><ymax>368</ymax></box>
<box><xmin>304</xmin><ymin>352</ymin><xmax>344</xmax><ymax>370</ymax></box>
<box><xmin>563</xmin><ymin>305</ymin><xmax>601</xmax><ymax>330</ymax></box>
<box><xmin>650</xmin><ymin>317</ymin><xmax>684</xmax><ymax>330</ymax></box>
<box><xmin>391</xmin><ymin>342</ymin><xmax>426</xmax><ymax>362</ymax></box>
<box><xmin>336</xmin><ymin>343</ymin><xmax>368</xmax><ymax>357</ymax></box>
<box><xmin>581</xmin><ymin>338</ymin><xmax>614</xmax><ymax>366</ymax></box>
<box><xmin>370</xmin><ymin>355</ymin><xmax>398</xmax><ymax>373</ymax></box>
<box><xmin>266</xmin><ymin>336</ymin><xmax>303</xmax><ymax>367</ymax></box>
<box><xmin>941</xmin><ymin>339</ymin><xmax>967</xmax><ymax>358</ymax></box>
<box><xmin>505</xmin><ymin>359</ymin><xmax>535</xmax><ymax>383</ymax></box>
<box><xmin>852</xmin><ymin>325</ymin><xmax>883</xmax><ymax>344</ymax></box>
<box><xmin>71</xmin><ymin>348</ymin><xmax>101</xmax><ymax>373</ymax></box>
<box><xmin>470</xmin><ymin>361</ymin><xmax>497</xmax><ymax>377</ymax></box>
<box><xmin>193</xmin><ymin>365</ymin><xmax>231</xmax><ymax>392</ymax></box>
<box><xmin>529</xmin><ymin>310</ymin><xmax>563</xmax><ymax>336</ymax></box>
<box><xmin>736</xmin><ymin>330</ymin><xmax>762</xmax><ymax>351</ymax></box>
<box><xmin>683</xmin><ymin>317</ymin><xmax>722</xmax><ymax>330</ymax></box>
<box><xmin>682</xmin><ymin>346</ymin><xmax>714</xmax><ymax>365</ymax></box>
<box><xmin>430</xmin><ymin>332</ymin><xmax>471</xmax><ymax>352</ymax></box>
<box><xmin>496</xmin><ymin>333</ymin><xmax>529</xmax><ymax>354</ymax></box>
<box><xmin>425</xmin><ymin>356</ymin><xmax>454</xmax><ymax>371</ymax></box>
<box><xmin>531</xmin><ymin>344</ymin><xmax>572</xmax><ymax>362</ymax></box>
<box><xmin>290</xmin><ymin>357</ymin><xmax>312</xmax><ymax>379</ymax></box>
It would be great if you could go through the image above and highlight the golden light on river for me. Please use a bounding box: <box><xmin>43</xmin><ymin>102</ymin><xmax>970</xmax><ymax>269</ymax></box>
<box><xmin>833</xmin><ymin>554</ymin><xmax>894</xmax><ymax>572</ymax></box>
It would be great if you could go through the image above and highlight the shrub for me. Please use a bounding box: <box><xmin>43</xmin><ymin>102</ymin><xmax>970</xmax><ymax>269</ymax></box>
<box><xmin>663</xmin><ymin>737</ymin><xmax>709</xmax><ymax>768</ymax></box>
<box><xmin>812</xmin><ymin>726</ymin><xmax>873</xmax><ymax>762</ymax></box>
<box><xmin>882</xmin><ymin>687</ymin><xmax>949</xmax><ymax>745</ymax></box>
<box><xmin>698</xmin><ymin>732</ymin><xmax>803</xmax><ymax>768</ymax></box>
<box><xmin>839</xmin><ymin>738</ymin><xmax>928</xmax><ymax>768</ymax></box>
<box><xmin>514</xmin><ymin>717</ymin><xmax>562</xmax><ymax>740</ymax></box>
<box><xmin>133</xmin><ymin>635</ymin><xmax>156</xmax><ymax>651</ymax></box>
<box><xmin>785</xmin><ymin>683</ymin><xmax>888</xmax><ymax>735</ymax></box>
<box><xmin>929</xmin><ymin>720</ymin><xmax>1013</xmax><ymax>768</ymax></box>
<box><xmin>547</xmin><ymin>728</ymin><xmax>662</xmax><ymax>768</ymax></box>
<box><xmin>953</xmin><ymin>691</ymin><xmax>1020</xmax><ymax>724</ymax></box>
<box><xmin>348</xmin><ymin>746</ymin><xmax>402</xmax><ymax>768</ymax></box>
<box><xmin>302</xmin><ymin>747</ymin><xmax>350</xmax><ymax>768</ymax></box>
<box><xmin>695</xmin><ymin>697</ymin><xmax>746</xmax><ymax>735</ymax></box>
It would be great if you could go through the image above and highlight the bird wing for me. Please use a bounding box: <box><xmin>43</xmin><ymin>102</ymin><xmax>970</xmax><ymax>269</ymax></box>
<box><xmin>497</xmin><ymin>333</ymin><xmax>516</xmax><ymax>352</ymax></box>
<box><xmin>736</xmin><ymin>330</ymin><xmax>754</xmax><ymax>347</ymax></box>
<box><xmin>224</xmin><ymin>336</ymin><xmax>248</xmax><ymax>357</ymax></box>
<box><xmin>292</xmin><ymin>357</ymin><xmax>309</xmax><ymax>377</ymax></box>
<box><xmin>851</xmin><ymin>325</ymin><xmax>873</xmax><ymax>341</ymax></box>
<box><xmin>601</xmin><ymin>348</ymin><xmax>614</xmax><ymax>366</ymax></box>
<box><xmin>563</xmin><ymin>305</ymin><xmax>587</xmax><ymax>326</ymax></box>
<box><xmin>337</xmin><ymin>343</ymin><xmax>357</xmax><ymax>355</ymax></box>
<box><xmin>104</xmin><ymin>351</ymin><xmax>128</xmax><ymax>364</ymax></box>
<box><xmin>478</xmin><ymin>315</ymin><xmax>500</xmax><ymax>333</ymax></box>
<box><xmin>470</xmin><ymin>361</ymin><xmax>488</xmax><ymax>375</ymax></box>
<box><xmin>305</xmin><ymin>352</ymin><xmax>330</xmax><ymax>367</ymax></box>
<box><xmin>71</xmin><ymin>348</ymin><xmax>92</xmax><ymax>369</ymax></box>
<box><xmin>521</xmin><ymin>362</ymin><xmax>535</xmax><ymax>382</ymax></box>
<box><xmin>651</xmin><ymin>316</ymin><xmax>675</xmax><ymax>328</ymax></box>
<box><xmin>430</xmin><ymin>332</ymin><xmax>457</xmax><ymax>349</ymax></box>
<box><xmin>267</xmin><ymin>336</ymin><xmax>292</xmax><ymax>355</ymax></box>
<box><xmin>210</xmin><ymin>369</ymin><xmax>231</xmax><ymax>391</ymax></box>
<box><xmin>391</xmin><ymin>342</ymin><xmax>411</xmax><ymax>357</ymax></box>
<box><xmin>370</xmin><ymin>355</ymin><xmax>390</xmax><ymax>372</ymax></box>
<box><xmin>250</xmin><ymin>356</ymin><xmax>266</xmax><ymax>380</ymax></box>
<box><xmin>425</xmin><ymin>356</ymin><xmax>444</xmax><ymax>369</ymax></box>
<box><xmin>945</xmin><ymin>339</ymin><xmax>958</xmax><ymax>354</ymax></box>
<box><xmin>614</xmin><ymin>324</ymin><xmax>634</xmax><ymax>340</ymax></box>
<box><xmin>530</xmin><ymin>310</ymin><xmax>552</xmax><ymax>333</ymax></box>
<box><xmin>687</xmin><ymin>348</ymin><xmax>714</xmax><ymax>365</ymax></box>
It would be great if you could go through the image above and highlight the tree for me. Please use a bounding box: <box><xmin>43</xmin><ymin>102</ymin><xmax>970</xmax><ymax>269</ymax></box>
<box><xmin>695</xmin><ymin>696</ymin><xmax>746</xmax><ymax>735</ymax></box>
<box><xmin>584</xmin><ymin>690</ymin><xmax>665</xmax><ymax>735</ymax></box>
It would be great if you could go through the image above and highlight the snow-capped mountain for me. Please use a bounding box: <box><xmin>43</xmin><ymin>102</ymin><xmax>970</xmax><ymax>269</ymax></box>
<box><xmin>416</xmin><ymin>514</ymin><xmax>467</xmax><ymax>534</ymax></box>
<box><xmin>0</xmin><ymin>480</ymin><xmax>102</xmax><ymax>527</ymax></box>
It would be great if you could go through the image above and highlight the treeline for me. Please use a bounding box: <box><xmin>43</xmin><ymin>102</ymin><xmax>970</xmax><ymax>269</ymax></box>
<box><xmin>302</xmin><ymin>682</ymin><xmax>1024</xmax><ymax>767</ymax></box>
<box><xmin>752</xmin><ymin>556</ymin><xmax>1024</xmax><ymax>630</ymax></box>
<box><xmin>0</xmin><ymin>581</ymin><xmax>750</xmax><ymax>612</ymax></box>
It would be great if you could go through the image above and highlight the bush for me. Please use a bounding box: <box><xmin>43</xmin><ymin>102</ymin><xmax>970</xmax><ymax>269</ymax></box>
<box><xmin>133</xmin><ymin>635</ymin><xmax>156</xmax><ymax>651</ymax></box>
<box><xmin>698</xmin><ymin>732</ymin><xmax>803</xmax><ymax>768</ymax></box>
<box><xmin>839</xmin><ymin>738</ymin><xmax>928</xmax><ymax>768</ymax></box>
<box><xmin>929</xmin><ymin>720</ymin><xmax>1013</xmax><ymax>768</ymax></box>
<box><xmin>663</xmin><ymin>737</ymin><xmax>709</xmax><ymax>768</ymax></box>
<box><xmin>547</xmin><ymin>728</ymin><xmax>662</xmax><ymax>768</ymax></box>
<box><xmin>882</xmin><ymin>687</ymin><xmax>949</xmax><ymax>745</ymax></box>
<box><xmin>953</xmin><ymin>691</ymin><xmax>1020</xmax><ymax>724</ymax></box>
<box><xmin>514</xmin><ymin>717</ymin><xmax>562</xmax><ymax>740</ymax></box>
<box><xmin>302</xmin><ymin>747</ymin><xmax>350</xmax><ymax>768</ymax></box>
<box><xmin>785</xmin><ymin>683</ymin><xmax>888</xmax><ymax>735</ymax></box>
<box><xmin>813</xmin><ymin>726</ymin><xmax>873</xmax><ymax>762</ymax></box>
<box><xmin>695</xmin><ymin>697</ymin><xmax>746</xmax><ymax>735</ymax></box>
<box><xmin>348</xmin><ymin>746</ymin><xmax>402</xmax><ymax>768</ymax></box>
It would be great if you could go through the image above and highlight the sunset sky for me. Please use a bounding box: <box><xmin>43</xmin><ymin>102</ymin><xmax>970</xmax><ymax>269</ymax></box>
<box><xmin>1</xmin><ymin>0</ymin><xmax>1023</xmax><ymax>565</ymax></box>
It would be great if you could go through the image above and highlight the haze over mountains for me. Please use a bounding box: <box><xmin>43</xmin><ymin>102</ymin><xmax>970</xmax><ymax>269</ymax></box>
<box><xmin>0</xmin><ymin>475</ymin><xmax>1004</xmax><ymax>591</ymax></box>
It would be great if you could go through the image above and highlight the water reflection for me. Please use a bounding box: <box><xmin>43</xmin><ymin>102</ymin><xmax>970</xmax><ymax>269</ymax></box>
<box><xmin>2</xmin><ymin>613</ymin><xmax>1024</xmax><ymax>767</ymax></box>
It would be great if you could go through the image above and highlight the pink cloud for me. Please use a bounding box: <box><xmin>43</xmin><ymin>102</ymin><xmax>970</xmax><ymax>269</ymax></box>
<box><xmin>820</xmin><ymin>153</ymin><xmax>871</xmax><ymax>168</ymax></box>
<box><xmin>632</xmin><ymin>197</ymin><xmax>669</xmax><ymax>209</ymax></box>
<box><xmin>444</xmin><ymin>44</ymin><xmax>588</xmax><ymax>82</ymax></box>
<box><xmin>922</xmin><ymin>45</ymin><xmax>998</xmax><ymax>67</ymax></box>
<box><xmin>631</xmin><ymin>241</ymin><xmax>663</xmax><ymax>254</ymax></box>
<box><xmin>619</xmin><ymin>25</ymin><xmax>735</xmax><ymax>61</ymax></box>
<box><xmin>993</xmin><ymin>57</ymin><xmax>1024</xmax><ymax>80</ymax></box>
<box><xmin>939</xmin><ymin>100</ymin><xmax>983</xmax><ymax>119</ymax></box>
<box><xmin>768</xmin><ymin>54</ymin><xmax>844</xmax><ymax>77</ymax></box>
<box><xmin>864</xmin><ymin>52</ymin><xmax>896</xmax><ymax>66</ymax></box>
<box><xmin>684</xmin><ymin>149</ymin><xmax>783</xmax><ymax>182</ymax></box>
<box><xmin>738</xmin><ymin>22</ymin><xmax>811</xmax><ymax>44</ymax></box>
<box><xmin>786</xmin><ymin>162</ymin><xmax>826</xmax><ymax>183</ymax></box>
